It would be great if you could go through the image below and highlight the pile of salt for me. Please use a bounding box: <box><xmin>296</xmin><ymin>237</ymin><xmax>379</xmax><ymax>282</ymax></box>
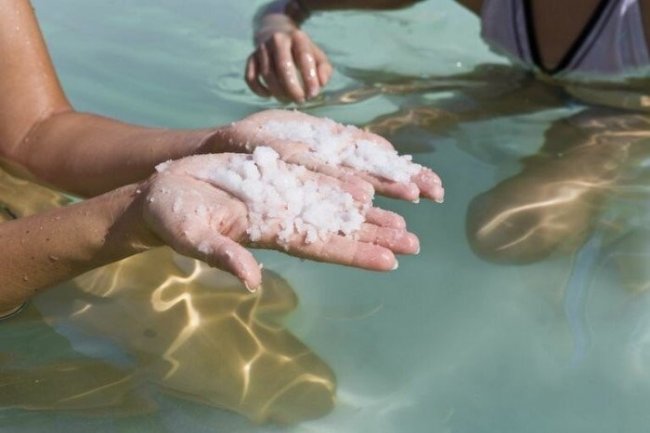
<box><xmin>260</xmin><ymin>119</ymin><xmax>422</xmax><ymax>183</ymax></box>
<box><xmin>157</xmin><ymin>147</ymin><xmax>367</xmax><ymax>245</ymax></box>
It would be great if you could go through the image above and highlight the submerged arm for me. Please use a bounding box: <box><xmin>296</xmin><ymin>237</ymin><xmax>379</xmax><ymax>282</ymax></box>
<box><xmin>0</xmin><ymin>153</ymin><xmax>416</xmax><ymax>314</ymax></box>
<box><xmin>0</xmin><ymin>184</ymin><xmax>157</xmax><ymax>314</ymax></box>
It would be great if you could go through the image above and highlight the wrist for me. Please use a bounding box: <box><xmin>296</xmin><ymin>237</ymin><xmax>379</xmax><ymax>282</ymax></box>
<box><xmin>195</xmin><ymin>125</ymin><xmax>243</xmax><ymax>154</ymax></box>
<box><xmin>92</xmin><ymin>183</ymin><xmax>163</xmax><ymax>263</ymax></box>
<box><xmin>255</xmin><ymin>14</ymin><xmax>300</xmax><ymax>45</ymax></box>
<box><xmin>286</xmin><ymin>0</ymin><xmax>311</xmax><ymax>21</ymax></box>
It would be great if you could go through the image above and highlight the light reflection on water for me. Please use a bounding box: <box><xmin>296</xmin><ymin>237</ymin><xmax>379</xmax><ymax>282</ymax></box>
<box><xmin>0</xmin><ymin>169</ymin><xmax>336</xmax><ymax>426</ymax></box>
<box><xmin>3</xmin><ymin>0</ymin><xmax>650</xmax><ymax>432</ymax></box>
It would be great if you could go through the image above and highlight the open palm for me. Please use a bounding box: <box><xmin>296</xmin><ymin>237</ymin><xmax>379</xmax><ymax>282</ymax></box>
<box><xmin>140</xmin><ymin>152</ymin><xmax>419</xmax><ymax>290</ymax></box>
<box><xmin>210</xmin><ymin>109</ymin><xmax>445</xmax><ymax>203</ymax></box>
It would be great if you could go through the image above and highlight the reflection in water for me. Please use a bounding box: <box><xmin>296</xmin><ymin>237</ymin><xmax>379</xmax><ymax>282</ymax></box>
<box><xmin>0</xmin><ymin>303</ymin><xmax>154</xmax><ymax>415</ymax></box>
<box><xmin>316</xmin><ymin>64</ymin><xmax>566</xmax><ymax>148</ymax></box>
<box><xmin>40</xmin><ymin>252</ymin><xmax>336</xmax><ymax>424</ymax></box>
<box><xmin>563</xmin><ymin>232</ymin><xmax>604</xmax><ymax>365</ymax></box>
<box><xmin>0</xmin><ymin>355</ymin><xmax>154</xmax><ymax>414</ymax></box>
<box><xmin>466</xmin><ymin>109</ymin><xmax>650</xmax><ymax>265</ymax></box>
<box><xmin>323</xmin><ymin>67</ymin><xmax>650</xmax><ymax>366</ymax></box>
<box><xmin>327</xmin><ymin>65</ymin><xmax>650</xmax><ymax>279</ymax></box>
<box><xmin>0</xmin><ymin>171</ymin><xmax>336</xmax><ymax>424</ymax></box>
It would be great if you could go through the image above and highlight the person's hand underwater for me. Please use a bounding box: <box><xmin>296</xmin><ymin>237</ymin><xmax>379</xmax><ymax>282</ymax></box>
<box><xmin>246</xmin><ymin>28</ymin><xmax>332</xmax><ymax>103</ymax></box>
<box><xmin>137</xmin><ymin>151</ymin><xmax>420</xmax><ymax>291</ymax></box>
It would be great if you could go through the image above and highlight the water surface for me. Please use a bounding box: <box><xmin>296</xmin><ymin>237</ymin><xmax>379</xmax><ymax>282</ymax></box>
<box><xmin>3</xmin><ymin>1</ymin><xmax>650</xmax><ymax>432</ymax></box>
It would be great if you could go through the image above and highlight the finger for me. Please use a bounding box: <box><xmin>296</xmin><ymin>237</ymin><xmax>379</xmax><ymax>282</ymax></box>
<box><xmin>259</xmin><ymin>45</ymin><xmax>292</xmax><ymax>102</ymax></box>
<box><xmin>317</xmin><ymin>172</ymin><xmax>374</xmax><ymax>204</ymax></box>
<box><xmin>170</xmin><ymin>225</ymin><xmax>263</xmax><ymax>291</ymax></box>
<box><xmin>144</xmin><ymin>175</ymin><xmax>263</xmax><ymax>291</ymax></box>
<box><xmin>292</xmin><ymin>32</ymin><xmax>320</xmax><ymax>99</ymax></box>
<box><xmin>278</xmin><ymin>149</ymin><xmax>375</xmax><ymax>203</ymax></box>
<box><xmin>198</xmin><ymin>235</ymin><xmax>263</xmax><ymax>291</ymax></box>
<box><xmin>269</xmin><ymin>34</ymin><xmax>306</xmax><ymax>103</ymax></box>
<box><xmin>354</xmin><ymin>174</ymin><xmax>421</xmax><ymax>202</ymax></box>
<box><xmin>245</xmin><ymin>54</ymin><xmax>271</xmax><ymax>97</ymax></box>
<box><xmin>274</xmin><ymin>234</ymin><xmax>398</xmax><ymax>271</ymax></box>
<box><xmin>313</xmin><ymin>46</ymin><xmax>333</xmax><ymax>86</ymax></box>
<box><xmin>356</xmin><ymin>223</ymin><xmax>420</xmax><ymax>255</ymax></box>
<box><xmin>156</xmin><ymin>218</ymin><xmax>263</xmax><ymax>291</ymax></box>
<box><xmin>283</xmin><ymin>148</ymin><xmax>418</xmax><ymax>201</ymax></box>
<box><xmin>355</xmin><ymin>130</ymin><xmax>395</xmax><ymax>150</ymax></box>
<box><xmin>414</xmin><ymin>168</ymin><xmax>445</xmax><ymax>203</ymax></box>
<box><xmin>365</xmin><ymin>207</ymin><xmax>406</xmax><ymax>229</ymax></box>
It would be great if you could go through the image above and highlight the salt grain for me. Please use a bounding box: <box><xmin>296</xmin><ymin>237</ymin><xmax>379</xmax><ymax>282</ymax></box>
<box><xmin>169</xmin><ymin>147</ymin><xmax>366</xmax><ymax>245</ymax></box>
<box><xmin>197</xmin><ymin>241</ymin><xmax>212</xmax><ymax>255</ymax></box>
<box><xmin>260</xmin><ymin>119</ymin><xmax>422</xmax><ymax>183</ymax></box>
<box><xmin>172</xmin><ymin>198</ymin><xmax>183</xmax><ymax>214</ymax></box>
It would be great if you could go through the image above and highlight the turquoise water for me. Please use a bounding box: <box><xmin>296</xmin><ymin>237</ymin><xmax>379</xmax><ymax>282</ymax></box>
<box><xmin>4</xmin><ymin>1</ymin><xmax>650</xmax><ymax>432</ymax></box>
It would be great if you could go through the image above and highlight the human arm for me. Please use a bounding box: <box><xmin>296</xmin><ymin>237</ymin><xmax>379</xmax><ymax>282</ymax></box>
<box><xmin>0</xmin><ymin>1</ymin><xmax>435</xmax><ymax>313</ymax></box>
<box><xmin>2</xmin><ymin>0</ymin><xmax>442</xmax><ymax>203</ymax></box>
<box><xmin>0</xmin><ymin>152</ymin><xmax>418</xmax><ymax>314</ymax></box>
<box><xmin>0</xmin><ymin>0</ymin><xmax>231</xmax><ymax>197</ymax></box>
<box><xmin>246</xmin><ymin>0</ymin><xmax>427</xmax><ymax>103</ymax></box>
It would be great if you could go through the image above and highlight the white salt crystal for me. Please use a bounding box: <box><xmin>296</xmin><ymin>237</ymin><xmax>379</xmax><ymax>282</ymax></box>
<box><xmin>197</xmin><ymin>241</ymin><xmax>212</xmax><ymax>255</ymax></box>
<box><xmin>195</xmin><ymin>204</ymin><xmax>208</xmax><ymax>219</ymax></box>
<box><xmin>155</xmin><ymin>160</ymin><xmax>173</xmax><ymax>172</ymax></box>
<box><xmin>188</xmin><ymin>147</ymin><xmax>366</xmax><ymax>246</ymax></box>
<box><xmin>260</xmin><ymin>119</ymin><xmax>422</xmax><ymax>183</ymax></box>
<box><xmin>172</xmin><ymin>198</ymin><xmax>183</xmax><ymax>214</ymax></box>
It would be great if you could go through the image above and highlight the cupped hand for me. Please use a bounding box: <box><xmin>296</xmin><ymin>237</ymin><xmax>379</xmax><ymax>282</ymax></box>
<box><xmin>213</xmin><ymin>109</ymin><xmax>445</xmax><ymax>203</ymax></box>
<box><xmin>245</xmin><ymin>30</ymin><xmax>332</xmax><ymax>103</ymax></box>
<box><xmin>138</xmin><ymin>152</ymin><xmax>419</xmax><ymax>291</ymax></box>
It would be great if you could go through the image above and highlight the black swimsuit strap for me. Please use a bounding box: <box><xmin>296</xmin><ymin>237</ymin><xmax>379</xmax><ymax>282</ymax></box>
<box><xmin>523</xmin><ymin>0</ymin><xmax>614</xmax><ymax>75</ymax></box>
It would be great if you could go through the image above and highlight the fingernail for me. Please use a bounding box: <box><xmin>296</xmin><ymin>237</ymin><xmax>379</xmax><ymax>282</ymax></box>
<box><xmin>244</xmin><ymin>281</ymin><xmax>260</xmax><ymax>293</ymax></box>
<box><xmin>412</xmin><ymin>198</ymin><xmax>420</xmax><ymax>204</ymax></box>
<box><xmin>435</xmin><ymin>188</ymin><xmax>445</xmax><ymax>203</ymax></box>
<box><xmin>415</xmin><ymin>246</ymin><xmax>421</xmax><ymax>254</ymax></box>
<box><xmin>392</xmin><ymin>260</ymin><xmax>399</xmax><ymax>270</ymax></box>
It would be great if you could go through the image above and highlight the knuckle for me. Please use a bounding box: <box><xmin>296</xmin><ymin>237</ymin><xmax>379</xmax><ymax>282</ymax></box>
<box><xmin>292</xmin><ymin>29</ymin><xmax>307</xmax><ymax>41</ymax></box>
<box><xmin>271</xmin><ymin>32</ymin><xmax>287</xmax><ymax>45</ymax></box>
<box><xmin>302</xmin><ymin>53</ymin><xmax>316</xmax><ymax>67</ymax></box>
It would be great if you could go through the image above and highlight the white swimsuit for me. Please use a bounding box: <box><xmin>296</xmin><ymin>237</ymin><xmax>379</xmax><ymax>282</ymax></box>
<box><xmin>481</xmin><ymin>0</ymin><xmax>650</xmax><ymax>79</ymax></box>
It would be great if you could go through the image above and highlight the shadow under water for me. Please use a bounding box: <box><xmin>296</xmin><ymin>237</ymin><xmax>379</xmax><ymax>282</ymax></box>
<box><xmin>311</xmin><ymin>65</ymin><xmax>650</xmax><ymax>366</ymax></box>
<box><xmin>318</xmin><ymin>64</ymin><xmax>650</xmax><ymax>281</ymax></box>
<box><xmin>0</xmin><ymin>169</ymin><xmax>336</xmax><ymax>425</ymax></box>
